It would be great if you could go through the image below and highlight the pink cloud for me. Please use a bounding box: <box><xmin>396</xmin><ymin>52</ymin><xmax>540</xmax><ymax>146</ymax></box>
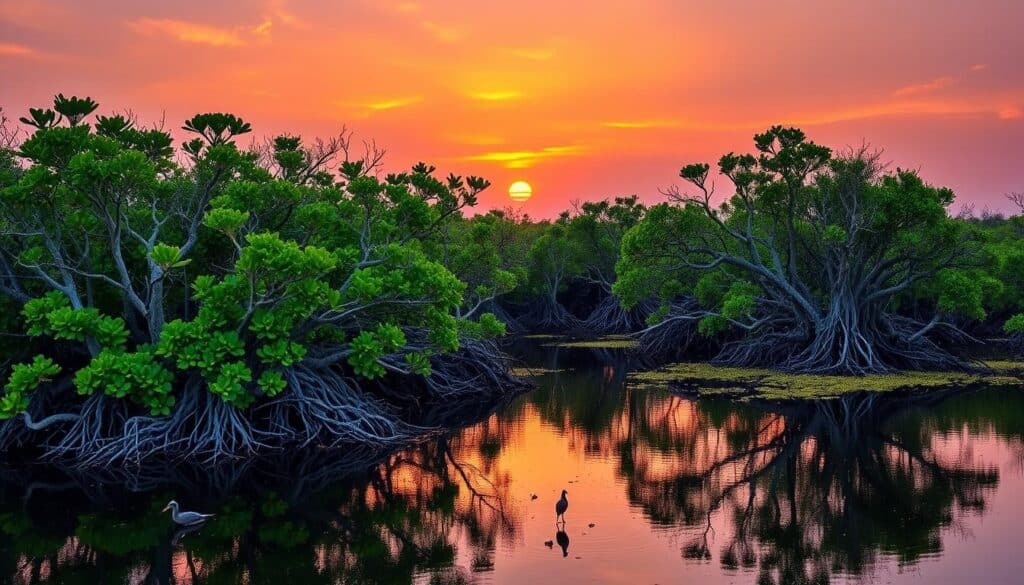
<box><xmin>893</xmin><ymin>76</ymin><xmax>955</xmax><ymax>97</ymax></box>
<box><xmin>129</xmin><ymin>17</ymin><xmax>247</xmax><ymax>47</ymax></box>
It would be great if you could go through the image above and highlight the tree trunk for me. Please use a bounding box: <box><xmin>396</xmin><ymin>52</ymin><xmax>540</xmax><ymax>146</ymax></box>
<box><xmin>147</xmin><ymin>266</ymin><xmax>166</xmax><ymax>342</ymax></box>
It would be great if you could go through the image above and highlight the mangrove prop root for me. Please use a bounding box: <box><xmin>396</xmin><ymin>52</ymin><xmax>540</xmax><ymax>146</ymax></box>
<box><xmin>423</xmin><ymin>337</ymin><xmax>525</xmax><ymax>399</ymax></box>
<box><xmin>582</xmin><ymin>295</ymin><xmax>656</xmax><ymax>334</ymax></box>
<box><xmin>523</xmin><ymin>298</ymin><xmax>580</xmax><ymax>331</ymax></box>
<box><xmin>636</xmin><ymin>300</ymin><xmax>700</xmax><ymax>360</ymax></box>
<box><xmin>638</xmin><ymin>298</ymin><xmax>975</xmax><ymax>374</ymax></box>
<box><xmin>0</xmin><ymin>344</ymin><xmax>523</xmax><ymax>468</ymax></box>
<box><xmin>712</xmin><ymin>313</ymin><xmax>975</xmax><ymax>374</ymax></box>
<box><xmin>484</xmin><ymin>301</ymin><xmax>527</xmax><ymax>335</ymax></box>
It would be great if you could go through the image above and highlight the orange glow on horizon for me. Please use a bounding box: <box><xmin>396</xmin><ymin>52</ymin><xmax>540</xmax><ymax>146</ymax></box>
<box><xmin>0</xmin><ymin>0</ymin><xmax>1022</xmax><ymax>216</ymax></box>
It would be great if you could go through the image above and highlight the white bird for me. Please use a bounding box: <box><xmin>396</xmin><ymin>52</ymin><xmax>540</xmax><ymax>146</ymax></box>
<box><xmin>162</xmin><ymin>500</ymin><xmax>215</xmax><ymax>526</ymax></box>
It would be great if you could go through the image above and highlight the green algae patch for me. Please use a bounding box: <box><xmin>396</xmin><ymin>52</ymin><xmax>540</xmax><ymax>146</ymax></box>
<box><xmin>509</xmin><ymin>366</ymin><xmax>563</xmax><ymax>377</ymax></box>
<box><xmin>629</xmin><ymin>362</ymin><xmax>1023</xmax><ymax>401</ymax></box>
<box><xmin>981</xmin><ymin>360</ymin><xmax>1024</xmax><ymax>374</ymax></box>
<box><xmin>543</xmin><ymin>335</ymin><xmax>638</xmax><ymax>349</ymax></box>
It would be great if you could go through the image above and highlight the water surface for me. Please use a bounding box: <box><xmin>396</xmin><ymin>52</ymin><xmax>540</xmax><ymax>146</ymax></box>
<box><xmin>2</xmin><ymin>344</ymin><xmax>1023</xmax><ymax>584</ymax></box>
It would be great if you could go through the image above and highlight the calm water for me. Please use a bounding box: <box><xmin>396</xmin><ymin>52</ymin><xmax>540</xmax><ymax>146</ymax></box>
<box><xmin>2</xmin><ymin>344</ymin><xmax>1024</xmax><ymax>584</ymax></box>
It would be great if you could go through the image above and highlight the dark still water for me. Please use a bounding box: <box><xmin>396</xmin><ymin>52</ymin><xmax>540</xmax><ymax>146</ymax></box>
<box><xmin>2</xmin><ymin>345</ymin><xmax>1024</xmax><ymax>584</ymax></box>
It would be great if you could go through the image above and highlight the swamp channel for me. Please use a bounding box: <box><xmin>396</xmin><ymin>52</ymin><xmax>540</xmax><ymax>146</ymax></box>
<box><xmin>1</xmin><ymin>340</ymin><xmax>1022</xmax><ymax>584</ymax></box>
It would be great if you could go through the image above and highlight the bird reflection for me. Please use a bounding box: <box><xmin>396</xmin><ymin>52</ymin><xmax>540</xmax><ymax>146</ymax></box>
<box><xmin>171</xmin><ymin>522</ymin><xmax>204</xmax><ymax>546</ymax></box>
<box><xmin>555</xmin><ymin>529</ymin><xmax>569</xmax><ymax>557</ymax></box>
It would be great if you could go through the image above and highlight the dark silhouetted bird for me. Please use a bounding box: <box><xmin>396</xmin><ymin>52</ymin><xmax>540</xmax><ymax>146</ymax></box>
<box><xmin>555</xmin><ymin>489</ymin><xmax>568</xmax><ymax>522</ymax></box>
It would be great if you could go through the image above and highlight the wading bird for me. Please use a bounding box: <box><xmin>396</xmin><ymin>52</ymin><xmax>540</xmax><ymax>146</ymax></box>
<box><xmin>555</xmin><ymin>489</ymin><xmax>569</xmax><ymax>523</ymax></box>
<box><xmin>162</xmin><ymin>500</ymin><xmax>215</xmax><ymax>526</ymax></box>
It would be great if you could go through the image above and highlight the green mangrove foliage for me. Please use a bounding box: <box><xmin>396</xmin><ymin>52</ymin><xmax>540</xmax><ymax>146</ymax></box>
<box><xmin>440</xmin><ymin>211</ymin><xmax>524</xmax><ymax>321</ymax></box>
<box><xmin>0</xmin><ymin>95</ymin><xmax>514</xmax><ymax>465</ymax></box>
<box><xmin>616</xmin><ymin>127</ymin><xmax>1002</xmax><ymax>373</ymax></box>
<box><xmin>985</xmin><ymin>194</ymin><xmax>1024</xmax><ymax>344</ymax></box>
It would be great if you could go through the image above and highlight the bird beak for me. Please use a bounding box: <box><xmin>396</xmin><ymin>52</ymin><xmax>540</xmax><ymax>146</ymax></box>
<box><xmin>161</xmin><ymin>505</ymin><xmax>170</xmax><ymax>512</ymax></box>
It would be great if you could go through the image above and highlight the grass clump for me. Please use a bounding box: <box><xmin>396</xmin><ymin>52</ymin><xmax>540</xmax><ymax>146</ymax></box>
<box><xmin>629</xmin><ymin>362</ymin><xmax>1023</xmax><ymax>400</ymax></box>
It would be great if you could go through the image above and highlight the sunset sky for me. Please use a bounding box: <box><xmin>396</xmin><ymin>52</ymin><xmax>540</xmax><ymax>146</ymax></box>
<box><xmin>2</xmin><ymin>0</ymin><xmax>1023</xmax><ymax>216</ymax></box>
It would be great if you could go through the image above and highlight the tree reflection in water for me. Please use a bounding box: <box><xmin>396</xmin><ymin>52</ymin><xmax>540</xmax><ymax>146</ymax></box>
<box><xmin>0</xmin><ymin>346</ymin><xmax>1018</xmax><ymax>584</ymax></box>
<box><xmin>525</xmin><ymin>347</ymin><xmax>1010</xmax><ymax>584</ymax></box>
<box><xmin>0</xmin><ymin>388</ymin><xmax>523</xmax><ymax>585</ymax></box>
<box><xmin>655</xmin><ymin>394</ymin><xmax>998</xmax><ymax>585</ymax></box>
<box><xmin>0</xmin><ymin>430</ymin><xmax>520</xmax><ymax>584</ymax></box>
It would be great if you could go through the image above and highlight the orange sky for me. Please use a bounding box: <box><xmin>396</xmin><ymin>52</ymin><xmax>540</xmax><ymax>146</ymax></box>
<box><xmin>2</xmin><ymin>0</ymin><xmax>1023</xmax><ymax>216</ymax></box>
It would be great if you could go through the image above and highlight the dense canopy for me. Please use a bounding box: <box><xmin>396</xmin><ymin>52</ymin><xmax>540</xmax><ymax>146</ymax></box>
<box><xmin>0</xmin><ymin>95</ymin><xmax>511</xmax><ymax>465</ymax></box>
<box><xmin>615</xmin><ymin>127</ymin><xmax>1018</xmax><ymax>373</ymax></box>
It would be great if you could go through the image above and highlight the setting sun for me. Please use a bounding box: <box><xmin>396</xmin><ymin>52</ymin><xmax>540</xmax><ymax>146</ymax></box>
<box><xmin>509</xmin><ymin>180</ymin><xmax>533</xmax><ymax>202</ymax></box>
